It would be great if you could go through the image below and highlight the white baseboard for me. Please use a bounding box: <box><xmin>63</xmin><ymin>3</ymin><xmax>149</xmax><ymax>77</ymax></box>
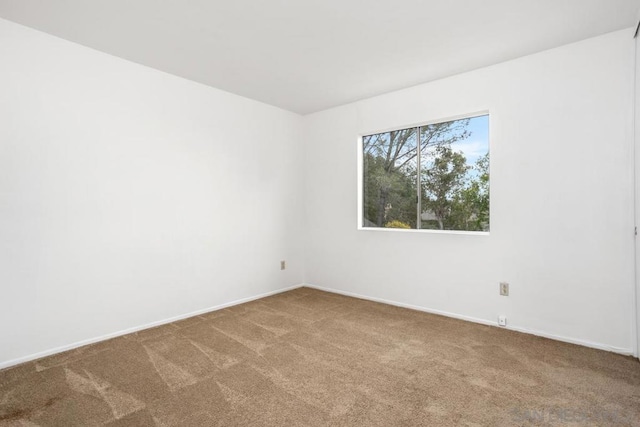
<box><xmin>304</xmin><ymin>283</ymin><xmax>635</xmax><ymax>356</ymax></box>
<box><xmin>0</xmin><ymin>284</ymin><xmax>305</xmax><ymax>370</ymax></box>
<box><xmin>3</xmin><ymin>282</ymin><xmax>634</xmax><ymax>370</ymax></box>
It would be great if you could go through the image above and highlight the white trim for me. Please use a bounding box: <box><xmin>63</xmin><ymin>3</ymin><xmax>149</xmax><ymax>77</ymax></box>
<box><xmin>304</xmin><ymin>284</ymin><xmax>635</xmax><ymax>356</ymax></box>
<box><xmin>358</xmin><ymin>110</ymin><xmax>490</xmax><ymax>138</ymax></box>
<box><xmin>4</xmin><ymin>282</ymin><xmax>632</xmax><ymax>371</ymax></box>
<box><xmin>0</xmin><ymin>284</ymin><xmax>304</xmax><ymax>370</ymax></box>
<box><xmin>356</xmin><ymin>226</ymin><xmax>489</xmax><ymax>236</ymax></box>
<box><xmin>631</xmin><ymin>28</ymin><xmax>640</xmax><ymax>359</ymax></box>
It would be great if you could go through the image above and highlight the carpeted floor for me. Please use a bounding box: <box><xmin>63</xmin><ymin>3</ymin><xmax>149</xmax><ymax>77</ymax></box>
<box><xmin>1</xmin><ymin>287</ymin><xmax>639</xmax><ymax>426</ymax></box>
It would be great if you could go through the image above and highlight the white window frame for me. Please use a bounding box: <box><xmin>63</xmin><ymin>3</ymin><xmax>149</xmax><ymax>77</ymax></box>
<box><xmin>357</xmin><ymin>111</ymin><xmax>491</xmax><ymax>235</ymax></box>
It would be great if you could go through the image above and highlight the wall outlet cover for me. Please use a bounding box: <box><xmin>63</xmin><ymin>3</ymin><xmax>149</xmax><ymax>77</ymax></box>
<box><xmin>500</xmin><ymin>282</ymin><xmax>509</xmax><ymax>296</ymax></box>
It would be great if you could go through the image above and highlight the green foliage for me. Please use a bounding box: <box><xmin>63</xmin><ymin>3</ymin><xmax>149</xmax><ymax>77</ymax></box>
<box><xmin>384</xmin><ymin>220</ymin><xmax>411</xmax><ymax>229</ymax></box>
<box><xmin>422</xmin><ymin>146</ymin><xmax>468</xmax><ymax>230</ymax></box>
<box><xmin>363</xmin><ymin>153</ymin><xmax>417</xmax><ymax>227</ymax></box>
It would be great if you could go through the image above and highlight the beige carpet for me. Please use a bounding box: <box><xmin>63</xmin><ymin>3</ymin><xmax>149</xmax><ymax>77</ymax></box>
<box><xmin>1</xmin><ymin>287</ymin><xmax>639</xmax><ymax>426</ymax></box>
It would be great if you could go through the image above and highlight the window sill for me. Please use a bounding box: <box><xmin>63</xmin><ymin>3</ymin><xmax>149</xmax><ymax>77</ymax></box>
<box><xmin>357</xmin><ymin>227</ymin><xmax>490</xmax><ymax>236</ymax></box>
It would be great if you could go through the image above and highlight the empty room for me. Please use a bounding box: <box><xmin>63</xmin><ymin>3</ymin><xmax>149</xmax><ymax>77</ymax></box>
<box><xmin>1</xmin><ymin>0</ymin><xmax>640</xmax><ymax>425</ymax></box>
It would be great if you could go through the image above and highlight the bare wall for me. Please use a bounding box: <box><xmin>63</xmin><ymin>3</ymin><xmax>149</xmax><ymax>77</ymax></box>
<box><xmin>1</xmin><ymin>19</ymin><xmax>637</xmax><ymax>368</ymax></box>
<box><xmin>303</xmin><ymin>29</ymin><xmax>636</xmax><ymax>354</ymax></box>
<box><xmin>0</xmin><ymin>18</ymin><xmax>305</xmax><ymax>367</ymax></box>
<box><xmin>635</xmin><ymin>19</ymin><xmax>640</xmax><ymax>359</ymax></box>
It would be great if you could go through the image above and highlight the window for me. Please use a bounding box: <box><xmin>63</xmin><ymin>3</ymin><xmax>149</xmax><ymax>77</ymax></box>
<box><xmin>362</xmin><ymin>114</ymin><xmax>489</xmax><ymax>232</ymax></box>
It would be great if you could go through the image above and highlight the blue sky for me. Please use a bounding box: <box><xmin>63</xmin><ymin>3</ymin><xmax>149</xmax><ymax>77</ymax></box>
<box><xmin>453</xmin><ymin>114</ymin><xmax>489</xmax><ymax>166</ymax></box>
<box><xmin>420</xmin><ymin>114</ymin><xmax>489</xmax><ymax>180</ymax></box>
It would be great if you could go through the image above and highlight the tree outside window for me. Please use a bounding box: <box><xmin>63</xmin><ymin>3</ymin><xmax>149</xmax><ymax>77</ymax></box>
<box><xmin>362</xmin><ymin>114</ymin><xmax>489</xmax><ymax>232</ymax></box>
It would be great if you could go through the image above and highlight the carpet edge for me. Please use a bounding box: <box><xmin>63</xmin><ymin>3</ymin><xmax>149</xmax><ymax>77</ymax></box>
<box><xmin>303</xmin><ymin>283</ymin><xmax>635</xmax><ymax>357</ymax></box>
<box><xmin>0</xmin><ymin>284</ymin><xmax>306</xmax><ymax>370</ymax></box>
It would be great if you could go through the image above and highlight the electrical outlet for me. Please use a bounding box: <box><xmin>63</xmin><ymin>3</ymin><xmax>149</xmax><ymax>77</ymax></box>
<box><xmin>498</xmin><ymin>315</ymin><xmax>507</xmax><ymax>326</ymax></box>
<box><xmin>280</xmin><ymin>260</ymin><xmax>286</xmax><ymax>270</ymax></box>
<box><xmin>500</xmin><ymin>282</ymin><xmax>509</xmax><ymax>296</ymax></box>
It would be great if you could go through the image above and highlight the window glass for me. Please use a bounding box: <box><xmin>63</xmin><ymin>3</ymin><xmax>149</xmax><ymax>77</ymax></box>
<box><xmin>363</xmin><ymin>114</ymin><xmax>489</xmax><ymax>232</ymax></box>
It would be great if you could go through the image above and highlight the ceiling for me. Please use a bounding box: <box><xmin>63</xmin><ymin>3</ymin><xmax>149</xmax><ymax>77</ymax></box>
<box><xmin>0</xmin><ymin>1</ymin><xmax>638</xmax><ymax>114</ymax></box>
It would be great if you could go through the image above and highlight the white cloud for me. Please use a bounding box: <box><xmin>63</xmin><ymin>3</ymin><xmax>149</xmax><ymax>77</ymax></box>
<box><xmin>453</xmin><ymin>139</ymin><xmax>488</xmax><ymax>164</ymax></box>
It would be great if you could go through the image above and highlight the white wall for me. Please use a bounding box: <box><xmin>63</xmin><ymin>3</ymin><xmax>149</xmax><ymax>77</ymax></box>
<box><xmin>635</xmin><ymin>18</ymin><xmax>640</xmax><ymax>359</ymax></box>
<box><xmin>1</xmin><ymin>19</ymin><xmax>637</xmax><ymax>369</ymax></box>
<box><xmin>303</xmin><ymin>29</ymin><xmax>637</xmax><ymax>354</ymax></box>
<box><xmin>0</xmin><ymin>18</ymin><xmax>305</xmax><ymax>367</ymax></box>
